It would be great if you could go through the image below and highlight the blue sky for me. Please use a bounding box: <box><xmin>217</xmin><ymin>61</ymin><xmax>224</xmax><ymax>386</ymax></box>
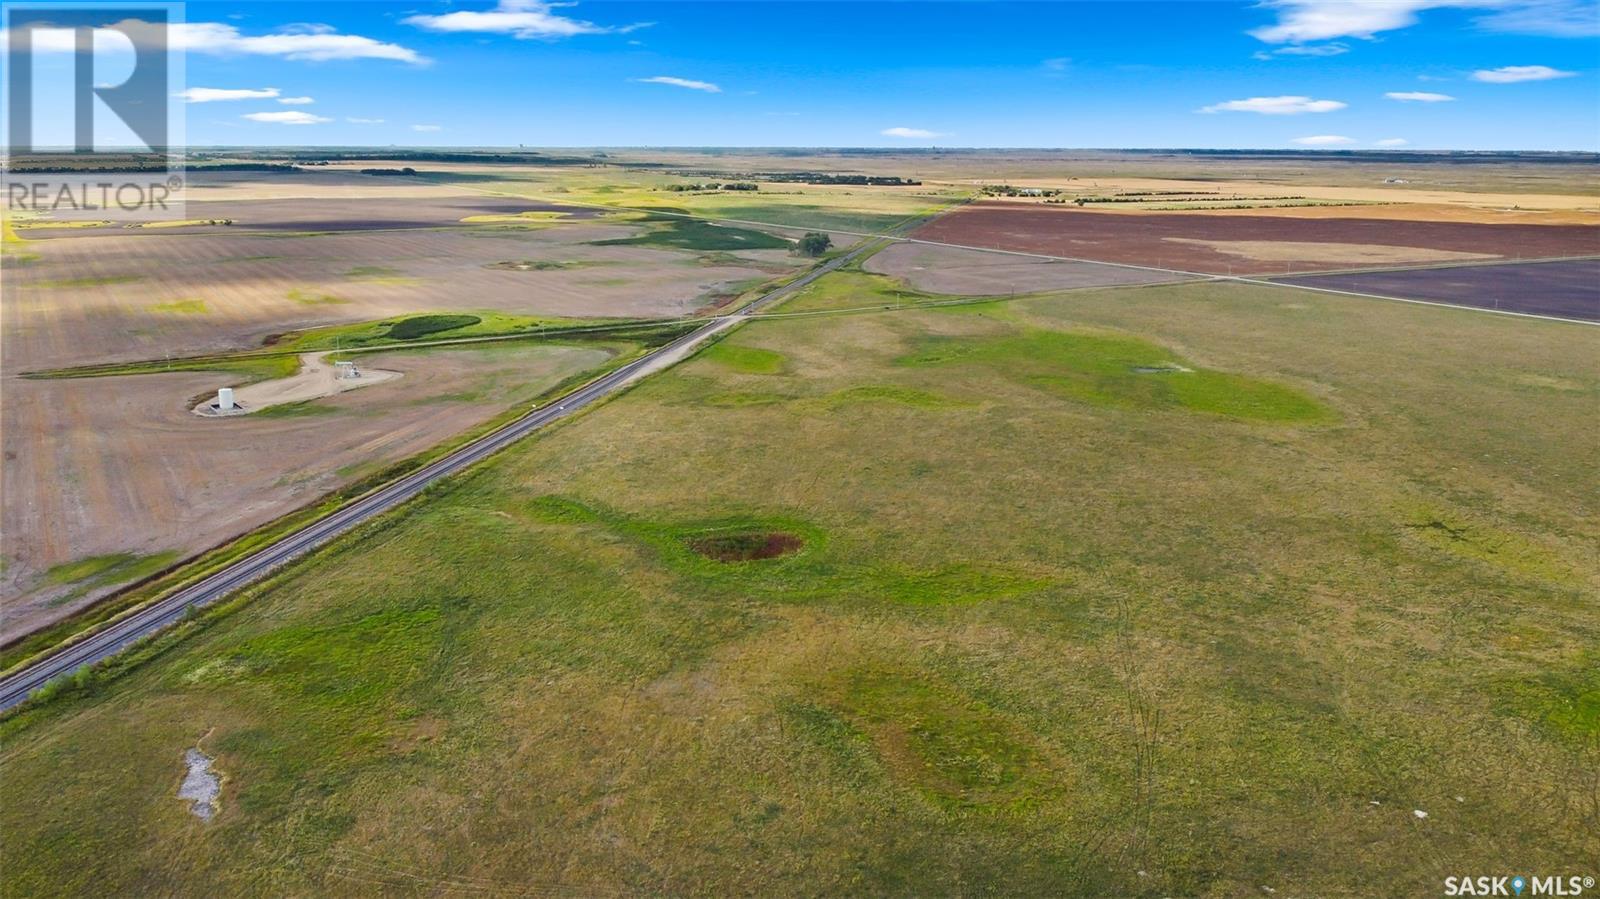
<box><xmin>12</xmin><ymin>0</ymin><xmax>1600</xmax><ymax>149</ymax></box>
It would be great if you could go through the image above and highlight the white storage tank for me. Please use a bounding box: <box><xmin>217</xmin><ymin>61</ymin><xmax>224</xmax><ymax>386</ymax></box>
<box><xmin>217</xmin><ymin>387</ymin><xmax>235</xmax><ymax>411</ymax></box>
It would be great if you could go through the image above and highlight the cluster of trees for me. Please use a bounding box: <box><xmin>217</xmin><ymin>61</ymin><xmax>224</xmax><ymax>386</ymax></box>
<box><xmin>980</xmin><ymin>185</ymin><xmax>1062</xmax><ymax>197</ymax></box>
<box><xmin>275</xmin><ymin>151</ymin><xmax>596</xmax><ymax>166</ymax></box>
<box><xmin>665</xmin><ymin>182</ymin><xmax>759</xmax><ymax>192</ymax></box>
<box><xmin>755</xmin><ymin>173</ymin><xmax>921</xmax><ymax>186</ymax></box>
<box><xmin>795</xmin><ymin>232</ymin><xmax>832</xmax><ymax>257</ymax></box>
<box><xmin>1068</xmin><ymin>194</ymin><xmax>1307</xmax><ymax>205</ymax></box>
<box><xmin>359</xmin><ymin>168</ymin><xmax>418</xmax><ymax>176</ymax></box>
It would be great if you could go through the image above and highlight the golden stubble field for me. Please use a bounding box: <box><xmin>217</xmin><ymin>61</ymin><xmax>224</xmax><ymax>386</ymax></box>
<box><xmin>0</xmin><ymin>341</ymin><xmax>615</xmax><ymax>642</ymax></box>
<box><xmin>2</xmin><ymin>223</ymin><xmax>793</xmax><ymax>373</ymax></box>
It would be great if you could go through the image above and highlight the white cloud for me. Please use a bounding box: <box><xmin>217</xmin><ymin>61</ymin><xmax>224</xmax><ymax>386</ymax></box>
<box><xmin>1043</xmin><ymin>57</ymin><xmax>1070</xmax><ymax>71</ymax></box>
<box><xmin>347</xmin><ymin>117</ymin><xmax>385</xmax><ymax>124</ymax></box>
<box><xmin>1292</xmin><ymin>134</ymin><xmax>1356</xmax><ymax>146</ymax></box>
<box><xmin>1376</xmin><ymin>137</ymin><xmax>1410</xmax><ymax>146</ymax></box>
<box><xmin>1476</xmin><ymin>0</ymin><xmax>1600</xmax><ymax>36</ymax></box>
<box><xmin>178</xmin><ymin>22</ymin><xmax>425</xmax><ymax>62</ymax></box>
<box><xmin>1250</xmin><ymin>0</ymin><xmax>1446</xmax><ymax>43</ymax></box>
<box><xmin>1199</xmin><ymin>95</ymin><xmax>1347</xmax><ymax>114</ymax></box>
<box><xmin>1385</xmin><ymin>90</ymin><xmax>1456</xmax><ymax>101</ymax></box>
<box><xmin>179</xmin><ymin>87</ymin><xmax>280</xmax><ymax>103</ymax></box>
<box><xmin>405</xmin><ymin>0</ymin><xmax>647</xmax><ymax>40</ymax></box>
<box><xmin>243</xmin><ymin>110</ymin><xmax>330</xmax><ymax>125</ymax></box>
<box><xmin>277</xmin><ymin>96</ymin><xmax>315</xmax><ymax>105</ymax></box>
<box><xmin>412</xmin><ymin>124</ymin><xmax>443</xmax><ymax>132</ymax></box>
<box><xmin>881</xmin><ymin>127</ymin><xmax>945</xmax><ymax>139</ymax></box>
<box><xmin>2</xmin><ymin>19</ymin><xmax>425</xmax><ymax>63</ymax></box>
<box><xmin>1250</xmin><ymin>0</ymin><xmax>1600</xmax><ymax>43</ymax></box>
<box><xmin>1254</xmin><ymin>41</ymin><xmax>1350</xmax><ymax>59</ymax></box>
<box><xmin>635</xmin><ymin>76</ymin><xmax>721</xmax><ymax>93</ymax></box>
<box><xmin>1472</xmin><ymin>64</ymin><xmax>1578</xmax><ymax>82</ymax></box>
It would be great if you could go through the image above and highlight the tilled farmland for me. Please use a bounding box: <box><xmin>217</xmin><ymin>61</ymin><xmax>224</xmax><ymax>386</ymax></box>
<box><xmin>912</xmin><ymin>202</ymin><xmax>1600</xmax><ymax>275</ymax></box>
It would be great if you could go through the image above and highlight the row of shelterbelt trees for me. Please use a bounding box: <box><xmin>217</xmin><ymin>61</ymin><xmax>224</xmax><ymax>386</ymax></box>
<box><xmin>666</xmin><ymin>172</ymin><xmax>923</xmax><ymax>187</ymax></box>
<box><xmin>753</xmin><ymin>173</ymin><xmax>922</xmax><ymax>186</ymax></box>
<box><xmin>979</xmin><ymin>184</ymin><xmax>1064</xmax><ymax>197</ymax></box>
<box><xmin>664</xmin><ymin>182</ymin><xmax>760</xmax><ymax>192</ymax></box>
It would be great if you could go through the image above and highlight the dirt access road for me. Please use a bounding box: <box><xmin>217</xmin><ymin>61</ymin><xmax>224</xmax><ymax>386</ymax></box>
<box><xmin>193</xmin><ymin>353</ymin><xmax>401</xmax><ymax>416</ymax></box>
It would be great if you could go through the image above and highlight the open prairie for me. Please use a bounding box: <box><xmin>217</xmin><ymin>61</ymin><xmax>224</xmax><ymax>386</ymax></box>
<box><xmin>2</xmin><ymin>263</ymin><xmax>1594</xmax><ymax>895</ymax></box>
<box><xmin>4</xmin><ymin>0</ymin><xmax>1600</xmax><ymax>886</ymax></box>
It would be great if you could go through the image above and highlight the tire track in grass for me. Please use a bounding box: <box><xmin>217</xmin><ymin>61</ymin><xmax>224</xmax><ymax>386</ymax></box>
<box><xmin>1110</xmin><ymin>591</ymin><xmax>1163</xmax><ymax>880</ymax></box>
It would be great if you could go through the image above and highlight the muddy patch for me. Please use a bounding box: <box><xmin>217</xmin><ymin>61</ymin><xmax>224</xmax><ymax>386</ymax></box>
<box><xmin>486</xmin><ymin>259</ymin><xmax>604</xmax><ymax>272</ymax></box>
<box><xmin>1131</xmin><ymin>364</ymin><xmax>1192</xmax><ymax>374</ymax></box>
<box><xmin>687</xmin><ymin>531</ymin><xmax>804</xmax><ymax>562</ymax></box>
<box><xmin>178</xmin><ymin>748</ymin><xmax>220</xmax><ymax>821</ymax></box>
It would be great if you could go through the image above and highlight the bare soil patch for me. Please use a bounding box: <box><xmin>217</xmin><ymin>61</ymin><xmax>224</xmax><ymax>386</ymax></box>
<box><xmin>687</xmin><ymin>531</ymin><xmax>804</xmax><ymax>562</ymax></box>
<box><xmin>192</xmin><ymin>353</ymin><xmax>402</xmax><ymax>416</ymax></box>
<box><xmin>912</xmin><ymin>202</ymin><xmax>1600</xmax><ymax>275</ymax></box>
<box><xmin>177</xmin><ymin>748</ymin><xmax>220</xmax><ymax>821</ymax></box>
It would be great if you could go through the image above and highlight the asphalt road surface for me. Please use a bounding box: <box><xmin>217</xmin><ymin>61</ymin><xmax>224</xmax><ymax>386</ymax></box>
<box><xmin>0</xmin><ymin>239</ymin><xmax>877</xmax><ymax>713</ymax></box>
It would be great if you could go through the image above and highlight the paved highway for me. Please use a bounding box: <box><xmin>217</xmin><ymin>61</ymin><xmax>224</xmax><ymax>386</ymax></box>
<box><xmin>0</xmin><ymin>239</ymin><xmax>877</xmax><ymax>713</ymax></box>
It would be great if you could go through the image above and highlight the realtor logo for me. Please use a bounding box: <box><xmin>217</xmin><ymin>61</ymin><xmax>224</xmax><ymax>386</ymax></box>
<box><xmin>2</xmin><ymin>2</ymin><xmax>185</xmax><ymax>216</ymax></box>
<box><xmin>6</xmin><ymin>5</ymin><xmax>169</xmax><ymax>152</ymax></box>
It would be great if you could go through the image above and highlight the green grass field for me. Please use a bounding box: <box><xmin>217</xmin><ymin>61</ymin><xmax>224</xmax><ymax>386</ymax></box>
<box><xmin>1</xmin><ymin>274</ymin><xmax>1595</xmax><ymax>896</ymax></box>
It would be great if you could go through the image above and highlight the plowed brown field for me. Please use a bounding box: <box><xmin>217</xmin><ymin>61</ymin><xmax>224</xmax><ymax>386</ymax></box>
<box><xmin>913</xmin><ymin>202</ymin><xmax>1600</xmax><ymax>275</ymax></box>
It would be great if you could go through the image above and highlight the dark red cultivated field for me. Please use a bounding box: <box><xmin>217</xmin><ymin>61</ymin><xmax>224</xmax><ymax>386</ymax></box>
<box><xmin>912</xmin><ymin>202</ymin><xmax>1600</xmax><ymax>275</ymax></box>
<box><xmin>1281</xmin><ymin>259</ymin><xmax>1600</xmax><ymax>322</ymax></box>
